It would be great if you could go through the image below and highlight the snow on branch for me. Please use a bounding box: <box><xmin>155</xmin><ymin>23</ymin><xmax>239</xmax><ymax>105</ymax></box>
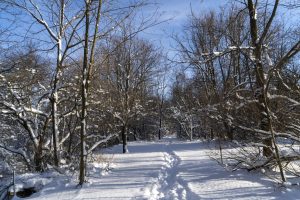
<box><xmin>23</xmin><ymin>106</ymin><xmax>48</xmax><ymax>117</ymax></box>
<box><xmin>236</xmin><ymin>99</ymin><xmax>258</xmax><ymax>110</ymax></box>
<box><xmin>0</xmin><ymin>101</ymin><xmax>39</xmax><ymax>149</ymax></box>
<box><xmin>238</xmin><ymin>125</ymin><xmax>300</xmax><ymax>143</ymax></box>
<box><xmin>87</xmin><ymin>134</ymin><xmax>119</xmax><ymax>154</ymax></box>
<box><xmin>1</xmin><ymin>100</ymin><xmax>48</xmax><ymax>117</ymax></box>
<box><xmin>112</xmin><ymin>112</ymin><xmax>125</xmax><ymax>124</ymax></box>
<box><xmin>197</xmin><ymin>46</ymin><xmax>254</xmax><ymax>65</ymax></box>
<box><xmin>0</xmin><ymin>144</ymin><xmax>31</xmax><ymax>170</ymax></box>
<box><xmin>268</xmin><ymin>95</ymin><xmax>300</xmax><ymax>106</ymax></box>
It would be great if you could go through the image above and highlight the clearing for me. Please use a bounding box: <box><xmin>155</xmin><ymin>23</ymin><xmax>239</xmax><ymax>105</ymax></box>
<box><xmin>12</xmin><ymin>136</ymin><xmax>300</xmax><ymax>200</ymax></box>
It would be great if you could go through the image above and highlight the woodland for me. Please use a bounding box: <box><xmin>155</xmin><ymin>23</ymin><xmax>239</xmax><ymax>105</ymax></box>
<box><xmin>0</xmin><ymin>0</ymin><xmax>300</xmax><ymax>191</ymax></box>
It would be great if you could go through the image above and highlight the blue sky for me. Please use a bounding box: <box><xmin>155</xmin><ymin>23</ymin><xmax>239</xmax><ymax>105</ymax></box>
<box><xmin>135</xmin><ymin>0</ymin><xmax>230</xmax><ymax>91</ymax></box>
<box><xmin>139</xmin><ymin>0</ymin><xmax>299</xmax><ymax>55</ymax></box>
<box><xmin>139</xmin><ymin>0</ymin><xmax>229</xmax><ymax>52</ymax></box>
<box><xmin>0</xmin><ymin>0</ymin><xmax>228</xmax><ymax>54</ymax></box>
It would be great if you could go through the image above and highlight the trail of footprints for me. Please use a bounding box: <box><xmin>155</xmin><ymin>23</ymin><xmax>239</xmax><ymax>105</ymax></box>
<box><xmin>147</xmin><ymin>142</ymin><xmax>187</xmax><ymax>200</ymax></box>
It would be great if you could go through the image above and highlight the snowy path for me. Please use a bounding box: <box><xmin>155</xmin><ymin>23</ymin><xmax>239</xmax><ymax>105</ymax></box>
<box><xmin>144</xmin><ymin>138</ymin><xmax>199</xmax><ymax>200</ymax></box>
<box><xmin>173</xmin><ymin>142</ymin><xmax>280</xmax><ymax>200</ymax></box>
<box><xmin>19</xmin><ymin>137</ymin><xmax>299</xmax><ymax>200</ymax></box>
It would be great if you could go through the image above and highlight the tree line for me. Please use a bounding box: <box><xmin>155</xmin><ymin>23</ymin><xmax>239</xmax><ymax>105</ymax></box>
<box><xmin>170</xmin><ymin>0</ymin><xmax>300</xmax><ymax>183</ymax></box>
<box><xmin>0</xmin><ymin>0</ymin><xmax>165</xmax><ymax>185</ymax></box>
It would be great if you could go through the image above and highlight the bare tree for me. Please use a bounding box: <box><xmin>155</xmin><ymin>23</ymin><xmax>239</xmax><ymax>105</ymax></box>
<box><xmin>90</xmin><ymin>16</ymin><xmax>161</xmax><ymax>152</ymax></box>
<box><xmin>0</xmin><ymin>46</ymin><xmax>51</xmax><ymax>171</ymax></box>
<box><xmin>172</xmin><ymin>1</ymin><xmax>300</xmax><ymax>183</ymax></box>
<box><xmin>1</xmin><ymin>0</ymin><xmax>86</xmax><ymax>167</ymax></box>
<box><xmin>78</xmin><ymin>0</ymin><xmax>103</xmax><ymax>185</ymax></box>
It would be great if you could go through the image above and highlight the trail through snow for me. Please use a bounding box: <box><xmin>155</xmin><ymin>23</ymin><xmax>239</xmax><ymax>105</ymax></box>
<box><xmin>144</xmin><ymin>137</ymin><xmax>198</xmax><ymax>200</ymax></box>
<box><xmin>14</xmin><ymin>136</ymin><xmax>300</xmax><ymax>200</ymax></box>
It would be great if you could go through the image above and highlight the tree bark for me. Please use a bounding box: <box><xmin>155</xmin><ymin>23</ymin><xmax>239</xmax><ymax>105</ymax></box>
<box><xmin>247</xmin><ymin>0</ymin><xmax>273</xmax><ymax>157</ymax></box>
<box><xmin>122</xmin><ymin>125</ymin><xmax>128</xmax><ymax>153</ymax></box>
<box><xmin>223</xmin><ymin>121</ymin><xmax>233</xmax><ymax>140</ymax></box>
<box><xmin>79</xmin><ymin>0</ymin><xmax>102</xmax><ymax>185</ymax></box>
<box><xmin>51</xmin><ymin>0</ymin><xmax>65</xmax><ymax>167</ymax></box>
<box><xmin>79</xmin><ymin>0</ymin><xmax>91</xmax><ymax>185</ymax></box>
<box><xmin>34</xmin><ymin>135</ymin><xmax>44</xmax><ymax>172</ymax></box>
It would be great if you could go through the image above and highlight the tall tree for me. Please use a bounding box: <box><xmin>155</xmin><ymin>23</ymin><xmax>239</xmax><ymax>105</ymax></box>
<box><xmin>245</xmin><ymin>0</ymin><xmax>300</xmax><ymax>182</ymax></box>
<box><xmin>78</xmin><ymin>0</ymin><xmax>102</xmax><ymax>185</ymax></box>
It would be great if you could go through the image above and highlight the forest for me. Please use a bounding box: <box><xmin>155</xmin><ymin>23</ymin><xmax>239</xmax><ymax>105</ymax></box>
<box><xmin>0</xmin><ymin>0</ymin><xmax>300</xmax><ymax>198</ymax></box>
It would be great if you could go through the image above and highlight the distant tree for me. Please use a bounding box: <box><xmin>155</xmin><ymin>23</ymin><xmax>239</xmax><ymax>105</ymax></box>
<box><xmin>100</xmin><ymin>32</ymin><xmax>161</xmax><ymax>152</ymax></box>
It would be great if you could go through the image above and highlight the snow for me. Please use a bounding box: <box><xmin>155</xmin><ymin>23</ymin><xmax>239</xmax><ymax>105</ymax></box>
<box><xmin>9</xmin><ymin>136</ymin><xmax>300</xmax><ymax>200</ymax></box>
<box><xmin>213</xmin><ymin>52</ymin><xmax>221</xmax><ymax>56</ymax></box>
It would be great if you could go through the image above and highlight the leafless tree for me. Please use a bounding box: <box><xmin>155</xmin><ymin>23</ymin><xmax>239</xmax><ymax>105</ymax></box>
<box><xmin>172</xmin><ymin>1</ymin><xmax>300</xmax><ymax>183</ymax></box>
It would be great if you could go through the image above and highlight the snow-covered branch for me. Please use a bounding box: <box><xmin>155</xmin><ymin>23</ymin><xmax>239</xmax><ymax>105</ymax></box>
<box><xmin>87</xmin><ymin>134</ymin><xmax>119</xmax><ymax>154</ymax></box>
<box><xmin>237</xmin><ymin>125</ymin><xmax>300</xmax><ymax>143</ymax></box>
<box><xmin>268</xmin><ymin>95</ymin><xmax>300</xmax><ymax>105</ymax></box>
<box><xmin>0</xmin><ymin>144</ymin><xmax>31</xmax><ymax>170</ymax></box>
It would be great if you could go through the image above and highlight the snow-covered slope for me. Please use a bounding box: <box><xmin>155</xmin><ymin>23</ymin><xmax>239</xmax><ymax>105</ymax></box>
<box><xmin>13</xmin><ymin>136</ymin><xmax>300</xmax><ymax>200</ymax></box>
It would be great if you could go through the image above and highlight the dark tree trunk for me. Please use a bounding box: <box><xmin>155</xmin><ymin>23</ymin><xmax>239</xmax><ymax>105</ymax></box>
<box><xmin>158</xmin><ymin>98</ymin><xmax>163</xmax><ymax>140</ymax></box>
<box><xmin>133</xmin><ymin>127</ymin><xmax>137</xmax><ymax>141</ymax></box>
<box><xmin>51</xmin><ymin>96</ymin><xmax>60</xmax><ymax>167</ymax></box>
<box><xmin>158</xmin><ymin>117</ymin><xmax>162</xmax><ymax>140</ymax></box>
<box><xmin>79</xmin><ymin>0</ymin><xmax>91</xmax><ymax>185</ymax></box>
<box><xmin>210</xmin><ymin>128</ymin><xmax>214</xmax><ymax>140</ymax></box>
<box><xmin>223</xmin><ymin>122</ymin><xmax>233</xmax><ymax>141</ymax></box>
<box><xmin>34</xmin><ymin>136</ymin><xmax>44</xmax><ymax>172</ymax></box>
<box><xmin>122</xmin><ymin>125</ymin><xmax>128</xmax><ymax>153</ymax></box>
<box><xmin>247</xmin><ymin>0</ymin><xmax>274</xmax><ymax>157</ymax></box>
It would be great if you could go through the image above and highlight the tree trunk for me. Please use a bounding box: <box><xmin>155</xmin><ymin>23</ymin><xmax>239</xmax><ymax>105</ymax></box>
<box><xmin>78</xmin><ymin>0</ymin><xmax>102</xmax><ymax>185</ymax></box>
<box><xmin>247</xmin><ymin>0</ymin><xmax>273</xmax><ymax>157</ymax></box>
<box><xmin>210</xmin><ymin>128</ymin><xmax>214</xmax><ymax>140</ymax></box>
<box><xmin>52</xmin><ymin>40</ymin><xmax>62</xmax><ymax>166</ymax></box>
<box><xmin>34</xmin><ymin>135</ymin><xmax>44</xmax><ymax>172</ymax></box>
<box><xmin>51</xmin><ymin>0</ymin><xmax>65</xmax><ymax>167</ymax></box>
<box><xmin>223</xmin><ymin>121</ymin><xmax>233</xmax><ymax>140</ymax></box>
<box><xmin>122</xmin><ymin>125</ymin><xmax>128</xmax><ymax>153</ymax></box>
<box><xmin>133</xmin><ymin>127</ymin><xmax>137</xmax><ymax>141</ymax></box>
<box><xmin>269</xmin><ymin>120</ymin><xmax>286</xmax><ymax>182</ymax></box>
<box><xmin>190</xmin><ymin>121</ymin><xmax>193</xmax><ymax>141</ymax></box>
<box><xmin>79</xmin><ymin>0</ymin><xmax>91</xmax><ymax>185</ymax></box>
<box><xmin>158</xmin><ymin>98</ymin><xmax>163</xmax><ymax>140</ymax></box>
<box><xmin>179</xmin><ymin>123</ymin><xmax>182</xmax><ymax>138</ymax></box>
<box><xmin>51</xmin><ymin>93</ymin><xmax>60</xmax><ymax>167</ymax></box>
<box><xmin>158</xmin><ymin>116</ymin><xmax>162</xmax><ymax>140</ymax></box>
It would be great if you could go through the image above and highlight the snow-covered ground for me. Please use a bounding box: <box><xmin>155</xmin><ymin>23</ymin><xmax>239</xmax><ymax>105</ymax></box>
<box><xmin>9</xmin><ymin>136</ymin><xmax>300</xmax><ymax>200</ymax></box>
